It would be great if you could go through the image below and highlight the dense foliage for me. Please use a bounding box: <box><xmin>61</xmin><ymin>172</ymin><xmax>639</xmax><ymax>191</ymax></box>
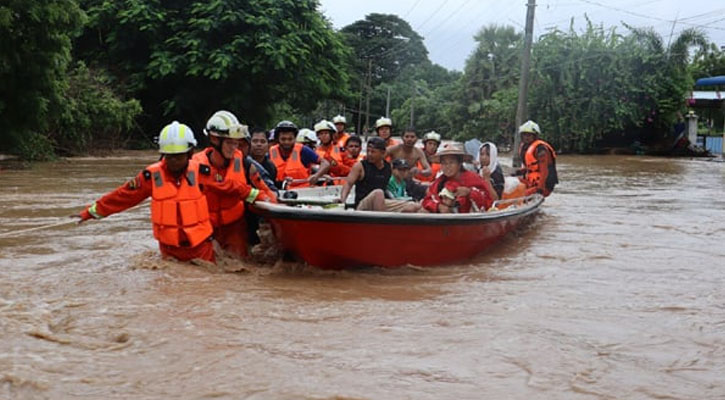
<box><xmin>0</xmin><ymin>0</ymin><xmax>85</xmax><ymax>159</ymax></box>
<box><xmin>1</xmin><ymin>3</ymin><xmax>719</xmax><ymax>160</ymax></box>
<box><xmin>75</xmin><ymin>0</ymin><xmax>351</xmax><ymax>131</ymax></box>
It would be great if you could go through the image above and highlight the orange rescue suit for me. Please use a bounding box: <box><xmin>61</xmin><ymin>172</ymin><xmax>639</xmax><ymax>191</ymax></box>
<box><xmin>81</xmin><ymin>158</ymin><xmax>258</xmax><ymax>262</ymax></box>
<box><xmin>147</xmin><ymin>160</ymin><xmax>212</xmax><ymax>248</ymax></box>
<box><xmin>316</xmin><ymin>143</ymin><xmax>346</xmax><ymax>177</ymax></box>
<box><xmin>335</xmin><ymin>132</ymin><xmax>351</xmax><ymax>151</ymax></box>
<box><xmin>269</xmin><ymin>143</ymin><xmax>310</xmax><ymax>188</ymax></box>
<box><xmin>192</xmin><ymin>149</ymin><xmax>246</xmax><ymax>227</ymax></box>
<box><xmin>522</xmin><ymin>139</ymin><xmax>557</xmax><ymax>197</ymax></box>
<box><xmin>415</xmin><ymin>159</ymin><xmax>440</xmax><ymax>182</ymax></box>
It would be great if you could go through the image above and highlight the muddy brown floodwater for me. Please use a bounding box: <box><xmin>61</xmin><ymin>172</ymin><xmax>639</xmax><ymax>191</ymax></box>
<box><xmin>1</xmin><ymin>151</ymin><xmax>724</xmax><ymax>399</ymax></box>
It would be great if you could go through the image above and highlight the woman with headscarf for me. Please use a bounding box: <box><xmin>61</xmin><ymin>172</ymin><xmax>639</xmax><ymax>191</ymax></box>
<box><xmin>476</xmin><ymin>142</ymin><xmax>504</xmax><ymax>199</ymax></box>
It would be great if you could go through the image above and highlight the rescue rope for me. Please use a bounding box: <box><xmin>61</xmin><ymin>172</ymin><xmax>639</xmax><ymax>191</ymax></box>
<box><xmin>0</xmin><ymin>201</ymin><xmax>149</xmax><ymax>239</ymax></box>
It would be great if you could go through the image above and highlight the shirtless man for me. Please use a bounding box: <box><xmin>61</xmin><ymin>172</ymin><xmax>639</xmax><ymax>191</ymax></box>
<box><xmin>384</xmin><ymin>128</ymin><xmax>431</xmax><ymax>179</ymax></box>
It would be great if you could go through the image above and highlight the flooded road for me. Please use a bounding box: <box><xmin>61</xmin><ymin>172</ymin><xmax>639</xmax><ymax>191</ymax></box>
<box><xmin>1</xmin><ymin>152</ymin><xmax>724</xmax><ymax>399</ymax></box>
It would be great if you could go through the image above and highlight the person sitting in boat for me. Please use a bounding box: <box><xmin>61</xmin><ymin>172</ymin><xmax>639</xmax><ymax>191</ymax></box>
<box><xmin>473</xmin><ymin>142</ymin><xmax>503</xmax><ymax>199</ymax></box>
<box><xmin>337</xmin><ymin>135</ymin><xmax>364</xmax><ymax>176</ymax></box>
<box><xmin>269</xmin><ymin>120</ymin><xmax>329</xmax><ymax>189</ymax></box>
<box><xmin>74</xmin><ymin>121</ymin><xmax>270</xmax><ymax>263</ymax></box>
<box><xmin>374</xmin><ymin>117</ymin><xmax>400</xmax><ymax>148</ymax></box>
<box><xmin>332</xmin><ymin>114</ymin><xmax>351</xmax><ymax>152</ymax></box>
<box><xmin>314</xmin><ymin>120</ymin><xmax>346</xmax><ymax>178</ymax></box>
<box><xmin>421</xmin><ymin>143</ymin><xmax>497</xmax><ymax>214</ymax></box>
<box><xmin>415</xmin><ymin>131</ymin><xmax>441</xmax><ymax>183</ymax></box>
<box><xmin>514</xmin><ymin>120</ymin><xmax>558</xmax><ymax>197</ymax></box>
<box><xmin>339</xmin><ymin>137</ymin><xmax>416</xmax><ymax>212</ymax></box>
<box><xmin>385</xmin><ymin>127</ymin><xmax>431</xmax><ymax>179</ymax></box>
<box><xmin>385</xmin><ymin>159</ymin><xmax>422</xmax><ymax>212</ymax></box>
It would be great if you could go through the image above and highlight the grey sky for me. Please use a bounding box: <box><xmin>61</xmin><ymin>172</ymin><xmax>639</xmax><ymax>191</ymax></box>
<box><xmin>318</xmin><ymin>0</ymin><xmax>725</xmax><ymax>71</ymax></box>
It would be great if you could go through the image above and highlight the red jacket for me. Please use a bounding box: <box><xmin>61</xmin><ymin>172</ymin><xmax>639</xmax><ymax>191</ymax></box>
<box><xmin>422</xmin><ymin>171</ymin><xmax>494</xmax><ymax>213</ymax></box>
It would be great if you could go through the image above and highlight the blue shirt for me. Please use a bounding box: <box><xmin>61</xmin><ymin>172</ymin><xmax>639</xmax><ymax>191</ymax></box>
<box><xmin>299</xmin><ymin>146</ymin><xmax>320</xmax><ymax>167</ymax></box>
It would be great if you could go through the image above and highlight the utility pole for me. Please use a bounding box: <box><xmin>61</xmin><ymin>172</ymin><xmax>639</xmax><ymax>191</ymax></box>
<box><xmin>410</xmin><ymin>84</ymin><xmax>416</xmax><ymax>129</ymax></box>
<box><xmin>513</xmin><ymin>0</ymin><xmax>536</xmax><ymax>167</ymax></box>
<box><xmin>364</xmin><ymin>59</ymin><xmax>372</xmax><ymax>139</ymax></box>
<box><xmin>385</xmin><ymin>86</ymin><xmax>391</xmax><ymax>118</ymax></box>
<box><xmin>356</xmin><ymin>60</ymin><xmax>365</xmax><ymax>136</ymax></box>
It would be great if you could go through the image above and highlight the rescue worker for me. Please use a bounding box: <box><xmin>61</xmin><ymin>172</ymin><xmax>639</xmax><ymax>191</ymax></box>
<box><xmin>269</xmin><ymin>120</ymin><xmax>329</xmax><ymax>189</ymax></box>
<box><xmin>332</xmin><ymin>114</ymin><xmax>351</xmax><ymax>151</ymax></box>
<box><xmin>296</xmin><ymin>128</ymin><xmax>317</xmax><ymax>150</ymax></box>
<box><xmin>415</xmin><ymin>131</ymin><xmax>442</xmax><ymax>182</ymax></box>
<box><xmin>515</xmin><ymin>120</ymin><xmax>558</xmax><ymax>197</ymax></box>
<box><xmin>192</xmin><ymin>111</ymin><xmax>255</xmax><ymax>258</ymax></box>
<box><xmin>374</xmin><ymin>117</ymin><xmax>400</xmax><ymax>148</ymax></box>
<box><xmin>75</xmin><ymin>121</ymin><xmax>268</xmax><ymax>263</ymax></box>
<box><xmin>314</xmin><ymin>120</ymin><xmax>346</xmax><ymax>178</ymax></box>
<box><xmin>385</xmin><ymin>128</ymin><xmax>431</xmax><ymax>179</ymax></box>
<box><xmin>337</xmin><ymin>135</ymin><xmax>364</xmax><ymax>176</ymax></box>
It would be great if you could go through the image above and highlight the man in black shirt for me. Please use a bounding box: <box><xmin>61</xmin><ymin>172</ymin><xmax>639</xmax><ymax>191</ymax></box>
<box><xmin>340</xmin><ymin>137</ymin><xmax>391</xmax><ymax>210</ymax></box>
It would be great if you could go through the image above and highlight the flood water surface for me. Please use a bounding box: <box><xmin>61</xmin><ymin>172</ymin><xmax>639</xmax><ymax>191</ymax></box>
<box><xmin>1</xmin><ymin>152</ymin><xmax>724</xmax><ymax>399</ymax></box>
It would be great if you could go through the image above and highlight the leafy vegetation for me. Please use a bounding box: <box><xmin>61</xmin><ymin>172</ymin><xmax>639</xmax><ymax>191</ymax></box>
<box><xmin>1</xmin><ymin>2</ymin><xmax>719</xmax><ymax>160</ymax></box>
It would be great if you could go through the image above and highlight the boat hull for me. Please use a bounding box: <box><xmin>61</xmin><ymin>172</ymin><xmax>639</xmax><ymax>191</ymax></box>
<box><xmin>253</xmin><ymin>194</ymin><xmax>543</xmax><ymax>269</ymax></box>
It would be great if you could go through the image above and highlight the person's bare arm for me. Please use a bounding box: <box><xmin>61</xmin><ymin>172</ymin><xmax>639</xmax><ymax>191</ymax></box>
<box><xmin>415</xmin><ymin>147</ymin><xmax>431</xmax><ymax>176</ymax></box>
<box><xmin>340</xmin><ymin>162</ymin><xmax>363</xmax><ymax>203</ymax></box>
<box><xmin>310</xmin><ymin>159</ymin><xmax>330</xmax><ymax>184</ymax></box>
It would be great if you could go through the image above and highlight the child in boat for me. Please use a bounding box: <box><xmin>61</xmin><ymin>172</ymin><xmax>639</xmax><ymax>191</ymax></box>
<box><xmin>384</xmin><ymin>159</ymin><xmax>422</xmax><ymax>212</ymax></box>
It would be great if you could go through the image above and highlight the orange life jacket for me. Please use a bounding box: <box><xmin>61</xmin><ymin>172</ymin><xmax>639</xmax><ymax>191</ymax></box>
<box><xmin>315</xmin><ymin>143</ymin><xmax>343</xmax><ymax>165</ymax></box>
<box><xmin>385</xmin><ymin>138</ymin><xmax>401</xmax><ymax>148</ymax></box>
<box><xmin>415</xmin><ymin>158</ymin><xmax>440</xmax><ymax>183</ymax></box>
<box><xmin>316</xmin><ymin>143</ymin><xmax>345</xmax><ymax>177</ymax></box>
<box><xmin>335</xmin><ymin>132</ymin><xmax>350</xmax><ymax>151</ymax></box>
<box><xmin>192</xmin><ymin>149</ymin><xmax>246</xmax><ymax>227</ymax></box>
<box><xmin>523</xmin><ymin>139</ymin><xmax>557</xmax><ymax>196</ymax></box>
<box><xmin>269</xmin><ymin>143</ymin><xmax>310</xmax><ymax>188</ymax></box>
<box><xmin>148</xmin><ymin>160</ymin><xmax>213</xmax><ymax>248</ymax></box>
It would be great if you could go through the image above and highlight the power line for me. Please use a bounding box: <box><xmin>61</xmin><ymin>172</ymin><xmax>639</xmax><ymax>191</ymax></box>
<box><xmin>576</xmin><ymin>0</ymin><xmax>725</xmax><ymax>31</ymax></box>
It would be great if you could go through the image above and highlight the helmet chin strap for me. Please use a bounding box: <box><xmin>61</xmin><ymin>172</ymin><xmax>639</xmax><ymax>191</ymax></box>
<box><xmin>209</xmin><ymin>135</ymin><xmax>232</xmax><ymax>168</ymax></box>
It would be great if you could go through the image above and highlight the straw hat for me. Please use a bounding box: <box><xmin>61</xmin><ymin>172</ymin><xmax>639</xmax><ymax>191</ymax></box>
<box><xmin>431</xmin><ymin>142</ymin><xmax>473</xmax><ymax>163</ymax></box>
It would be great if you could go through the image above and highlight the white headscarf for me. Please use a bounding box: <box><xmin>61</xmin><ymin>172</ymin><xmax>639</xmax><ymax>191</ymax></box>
<box><xmin>476</xmin><ymin>141</ymin><xmax>498</xmax><ymax>172</ymax></box>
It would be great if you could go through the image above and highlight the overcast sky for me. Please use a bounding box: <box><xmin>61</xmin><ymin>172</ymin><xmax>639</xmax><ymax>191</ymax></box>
<box><xmin>318</xmin><ymin>0</ymin><xmax>725</xmax><ymax>71</ymax></box>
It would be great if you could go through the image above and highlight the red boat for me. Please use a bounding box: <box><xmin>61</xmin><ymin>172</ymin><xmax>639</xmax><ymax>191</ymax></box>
<box><xmin>252</xmin><ymin>186</ymin><xmax>544</xmax><ymax>269</ymax></box>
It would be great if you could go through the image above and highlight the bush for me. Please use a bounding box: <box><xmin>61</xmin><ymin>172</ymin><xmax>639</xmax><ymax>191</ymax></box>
<box><xmin>48</xmin><ymin>62</ymin><xmax>143</xmax><ymax>155</ymax></box>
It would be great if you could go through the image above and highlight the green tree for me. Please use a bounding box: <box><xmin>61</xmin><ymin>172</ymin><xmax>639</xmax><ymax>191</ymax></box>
<box><xmin>341</xmin><ymin>13</ymin><xmax>428</xmax><ymax>86</ymax></box>
<box><xmin>525</xmin><ymin>21</ymin><xmax>706</xmax><ymax>152</ymax></box>
<box><xmin>445</xmin><ymin>25</ymin><xmax>521</xmax><ymax>142</ymax></box>
<box><xmin>0</xmin><ymin>0</ymin><xmax>85</xmax><ymax>159</ymax></box>
<box><xmin>75</xmin><ymin>0</ymin><xmax>351</xmax><ymax>132</ymax></box>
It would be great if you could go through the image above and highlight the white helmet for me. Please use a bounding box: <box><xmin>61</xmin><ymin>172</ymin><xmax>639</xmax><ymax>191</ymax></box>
<box><xmin>422</xmin><ymin>131</ymin><xmax>441</xmax><ymax>144</ymax></box>
<box><xmin>332</xmin><ymin>115</ymin><xmax>347</xmax><ymax>124</ymax></box>
<box><xmin>204</xmin><ymin>110</ymin><xmax>248</xmax><ymax>139</ymax></box>
<box><xmin>158</xmin><ymin>121</ymin><xmax>197</xmax><ymax>154</ymax></box>
<box><xmin>375</xmin><ymin>117</ymin><xmax>392</xmax><ymax>130</ymax></box>
<box><xmin>296</xmin><ymin>128</ymin><xmax>317</xmax><ymax>143</ymax></box>
<box><xmin>518</xmin><ymin>120</ymin><xmax>541</xmax><ymax>136</ymax></box>
<box><xmin>314</xmin><ymin>120</ymin><xmax>335</xmax><ymax>134</ymax></box>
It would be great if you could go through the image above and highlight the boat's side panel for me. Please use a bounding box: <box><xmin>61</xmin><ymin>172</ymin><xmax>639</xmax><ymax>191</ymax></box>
<box><xmin>267</xmin><ymin>214</ymin><xmax>529</xmax><ymax>269</ymax></box>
